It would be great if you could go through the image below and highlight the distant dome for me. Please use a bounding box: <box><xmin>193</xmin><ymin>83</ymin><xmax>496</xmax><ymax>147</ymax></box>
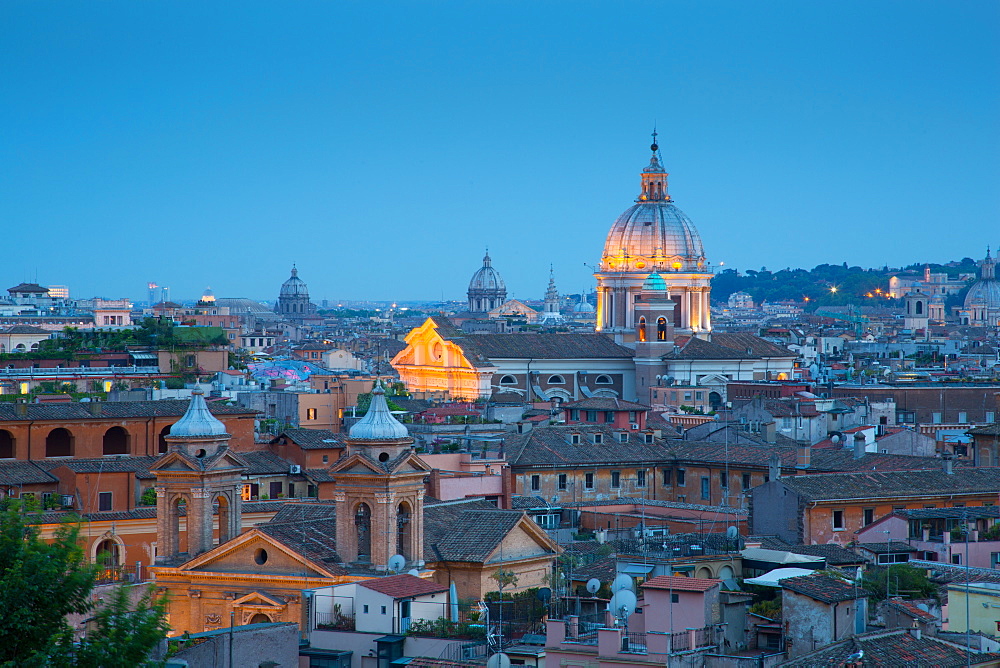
<box><xmin>468</xmin><ymin>253</ymin><xmax>506</xmax><ymax>293</ymax></box>
<box><xmin>200</xmin><ymin>287</ymin><xmax>216</xmax><ymax>303</ymax></box>
<box><xmin>965</xmin><ymin>249</ymin><xmax>1000</xmax><ymax>308</ymax></box>
<box><xmin>279</xmin><ymin>266</ymin><xmax>310</xmax><ymax>299</ymax></box>
<box><xmin>573</xmin><ymin>299</ymin><xmax>595</xmax><ymax>313</ymax></box>
<box><xmin>349</xmin><ymin>382</ymin><xmax>409</xmax><ymax>440</ymax></box>
<box><xmin>170</xmin><ymin>391</ymin><xmax>228</xmax><ymax>438</ymax></box>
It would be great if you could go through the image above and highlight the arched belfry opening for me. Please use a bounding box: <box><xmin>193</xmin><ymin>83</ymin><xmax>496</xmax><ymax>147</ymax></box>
<box><xmin>355</xmin><ymin>502</ymin><xmax>372</xmax><ymax>563</ymax></box>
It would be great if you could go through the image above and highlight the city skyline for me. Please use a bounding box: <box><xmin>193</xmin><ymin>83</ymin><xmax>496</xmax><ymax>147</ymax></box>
<box><xmin>3</xmin><ymin>1</ymin><xmax>998</xmax><ymax>301</ymax></box>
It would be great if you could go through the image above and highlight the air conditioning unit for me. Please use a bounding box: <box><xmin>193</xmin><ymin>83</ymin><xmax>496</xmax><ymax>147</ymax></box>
<box><xmin>289</xmin><ymin>465</ymin><xmax>302</xmax><ymax>474</ymax></box>
<box><xmin>630</xmin><ymin>423</ymin><xmax>640</xmax><ymax>430</ymax></box>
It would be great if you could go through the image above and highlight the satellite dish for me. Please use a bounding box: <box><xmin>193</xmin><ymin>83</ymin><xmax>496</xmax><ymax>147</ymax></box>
<box><xmin>407</xmin><ymin>569</ymin><xmax>420</xmax><ymax>576</ymax></box>
<box><xmin>487</xmin><ymin>653</ymin><xmax>511</xmax><ymax>668</ymax></box>
<box><xmin>612</xmin><ymin>573</ymin><xmax>634</xmax><ymax>593</ymax></box>
<box><xmin>387</xmin><ymin>554</ymin><xmax>406</xmax><ymax>573</ymax></box>
<box><xmin>609</xmin><ymin>589</ymin><xmax>637</xmax><ymax>618</ymax></box>
<box><xmin>727</xmin><ymin>526</ymin><xmax>739</xmax><ymax>540</ymax></box>
<box><xmin>586</xmin><ymin>578</ymin><xmax>601</xmax><ymax>595</ymax></box>
<box><xmin>536</xmin><ymin>587</ymin><xmax>552</xmax><ymax>602</ymax></box>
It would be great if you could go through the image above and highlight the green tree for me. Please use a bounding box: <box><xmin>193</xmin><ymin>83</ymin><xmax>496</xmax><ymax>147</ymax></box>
<box><xmin>0</xmin><ymin>499</ymin><xmax>167</xmax><ymax>666</ymax></box>
<box><xmin>861</xmin><ymin>564</ymin><xmax>936</xmax><ymax>604</ymax></box>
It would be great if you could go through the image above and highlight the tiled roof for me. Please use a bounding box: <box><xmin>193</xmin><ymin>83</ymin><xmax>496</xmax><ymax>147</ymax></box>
<box><xmin>885</xmin><ymin>597</ymin><xmax>937</xmax><ymax>622</ymax></box>
<box><xmin>240</xmin><ymin>450</ymin><xmax>295</xmax><ymax>475</ymax></box>
<box><xmin>0</xmin><ymin>461</ymin><xmax>58</xmax><ymax>485</ymax></box>
<box><xmin>38</xmin><ymin>455</ymin><xmax>159</xmax><ymax>477</ymax></box>
<box><xmin>895</xmin><ymin>506</ymin><xmax>1000</xmax><ymax>521</ymax></box>
<box><xmin>666</xmin><ymin>336</ymin><xmax>749</xmax><ymax>360</ymax></box>
<box><xmin>423</xmin><ymin>498</ymin><xmax>529</xmax><ymax>563</ymax></box>
<box><xmin>258</xmin><ymin>502</ymin><xmax>346</xmax><ymax>573</ymax></box>
<box><xmin>0</xmin><ymin>400</ymin><xmax>256</xmax><ymax>422</ymax></box>
<box><xmin>712</xmin><ymin>333</ymin><xmax>796</xmax><ymax>359</ymax></box>
<box><xmin>272</xmin><ymin>429</ymin><xmax>345</xmax><ymax>449</ymax></box>
<box><xmin>642</xmin><ymin>575</ymin><xmax>721</xmax><ymax>592</ymax></box>
<box><xmin>511</xmin><ymin>495</ymin><xmax>550</xmax><ymax>510</ymax></box>
<box><xmin>1</xmin><ymin>325</ymin><xmax>50</xmax><ymax>334</ymax></box>
<box><xmin>562</xmin><ymin>397</ymin><xmax>650</xmax><ymax>411</ymax></box>
<box><xmin>572</xmin><ymin>556</ymin><xmax>616</xmax><ymax>583</ymax></box>
<box><xmin>777</xmin><ymin>628</ymin><xmax>1000</xmax><ymax>667</ymax></box>
<box><xmin>968</xmin><ymin>423</ymin><xmax>1000</xmax><ymax>436</ymax></box>
<box><xmin>433</xmin><ymin>319</ymin><xmax>633</xmax><ymax>363</ymax></box>
<box><xmin>358</xmin><ymin>574</ymin><xmax>448</xmax><ymax>598</ymax></box>
<box><xmin>780</xmin><ymin>574</ymin><xmax>865</xmax><ymax>604</ymax></box>
<box><xmin>856</xmin><ymin>541</ymin><xmax>918</xmax><ymax>554</ymax></box>
<box><xmin>776</xmin><ymin>468</ymin><xmax>1000</xmax><ymax>502</ymax></box>
<box><xmin>752</xmin><ymin>537</ymin><xmax>864</xmax><ymax>566</ymax></box>
<box><xmin>305</xmin><ymin>468</ymin><xmax>335</xmax><ymax>483</ymax></box>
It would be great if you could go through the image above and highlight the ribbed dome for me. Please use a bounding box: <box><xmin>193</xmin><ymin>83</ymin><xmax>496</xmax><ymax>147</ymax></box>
<box><xmin>573</xmin><ymin>299</ymin><xmax>595</xmax><ymax>313</ymax></box>
<box><xmin>965</xmin><ymin>279</ymin><xmax>1000</xmax><ymax>308</ymax></box>
<box><xmin>170</xmin><ymin>391</ymin><xmax>228</xmax><ymax>438</ymax></box>
<box><xmin>468</xmin><ymin>253</ymin><xmax>506</xmax><ymax>293</ymax></box>
<box><xmin>349</xmin><ymin>381</ymin><xmax>409</xmax><ymax>440</ymax></box>
<box><xmin>279</xmin><ymin>266</ymin><xmax>310</xmax><ymax>299</ymax></box>
<box><xmin>642</xmin><ymin>272</ymin><xmax>668</xmax><ymax>292</ymax></box>
<box><xmin>602</xmin><ymin>201</ymin><xmax>706</xmax><ymax>272</ymax></box>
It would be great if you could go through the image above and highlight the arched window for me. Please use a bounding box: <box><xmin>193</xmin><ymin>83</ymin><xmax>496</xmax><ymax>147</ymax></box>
<box><xmin>216</xmin><ymin>494</ymin><xmax>231</xmax><ymax>544</ymax></box>
<box><xmin>158</xmin><ymin>425</ymin><xmax>173</xmax><ymax>454</ymax></box>
<box><xmin>0</xmin><ymin>430</ymin><xmax>14</xmax><ymax>458</ymax></box>
<box><xmin>657</xmin><ymin>317</ymin><xmax>667</xmax><ymax>341</ymax></box>
<box><xmin>102</xmin><ymin>426</ymin><xmax>130</xmax><ymax>455</ymax></box>
<box><xmin>637</xmin><ymin>316</ymin><xmax>647</xmax><ymax>342</ymax></box>
<box><xmin>499</xmin><ymin>375</ymin><xmax>518</xmax><ymax>385</ymax></box>
<box><xmin>594</xmin><ymin>375</ymin><xmax>613</xmax><ymax>385</ymax></box>
<box><xmin>249</xmin><ymin>613</ymin><xmax>271</xmax><ymax>624</ymax></box>
<box><xmin>915</xmin><ymin>301</ymin><xmax>923</xmax><ymax>315</ymax></box>
<box><xmin>397</xmin><ymin>502</ymin><xmax>412</xmax><ymax>559</ymax></box>
<box><xmin>547</xmin><ymin>375</ymin><xmax>565</xmax><ymax>385</ymax></box>
<box><xmin>355</xmin><ymin>503</ymin><xmax>372</xmax><ymax>562</ymax></box>
<box><xmin>45</xmin><ymin>428</ymin><xmax>73</xmax><ymax>457</ymax></box>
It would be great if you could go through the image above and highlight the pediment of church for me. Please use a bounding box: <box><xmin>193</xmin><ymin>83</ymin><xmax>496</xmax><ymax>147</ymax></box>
<box><xmin>149</xmin><ymin>451</ymin><xmax>201</xmax><ymax>473</ymax></box>
<box><xmin>388</xmin><ymin>453</ymin><xmax>434</xmax><ymax>474</ymax></box>
<box><xmin>329</xmin><ymin>453</ymin><xmax>385</xmax><ymax>474</ymax></box>
<box><xmin>391</xmin><ymin>318</ymin><xmax>484</xmax><ymax>371</ymax></box>
<box><xmin>232</xmin><ymin>591</ymin><xmax>286</xmax><ymax>608</ymax></box>
<box><xmin>178</xmin><ymin>529</ymin><xmax>336</xmax><ymax>579</ymax></box>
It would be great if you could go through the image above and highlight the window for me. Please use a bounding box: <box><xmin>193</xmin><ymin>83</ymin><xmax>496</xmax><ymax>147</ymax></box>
<box><xmin>499</xmin><ymin>375</ymin><xmax>517</xmax><ymax>385</ymax></box>
<box><xmin>558</xmin><ymin>474</ymin><xmax>567</xmax><ymax>491</ymax></box>
<box><xmin>863</xmin><ymin>508</ymin><xmax>874</xmax><ymax>526</ymax></box>
<box><xmin>363</xmin><ymin>605</ymin><xmax>369</xmax><ymax>614</ymax></box>
<box><xmin>932</xmin><ymin>412</ymin><xmax>942</xmax><ymax>424</ymax></box>
<box><xmin>571</xmin><ymin>433</ymin><xmax>581</xmax><ymax>444</ymax></box>
<box><xmin>719</xmin><ymin>471</ymin><xmax>728</xmax><ymax>488</ymax></box>
<box><xmin>98</xmin><ymin>492</ymin><xmax>112</xmax><ymax>512</ymax></box>
<box><xmin>585</xmin><ymin>473</ymin><xmax>594</xmax><ymax>489</ymax></box>
<box><xmin>987</xmin><ymin>412</ymin><xmax>996</xmax><ymax>423</ymax></box>
<box><xmin>618</xmin><ymin>432</ymin><xmax>628</xmax><ymax>443</ymax></box>
<box><xmin>671</xmin><ymin>593</ymin><xmax>679</xmax><ymax>603</ymax></box>
<box><xmin>530</xmin><ymin>475</ymin><xmax>540</xmax><ymax>491</ymax></box>
<box><xmin>644</xmin><ymin>433</ymin><xmax>654</xmax><ymax>444</ymax></box>
<box><xmin>592</xmin><ymin>433</ymin><xmax>603</xmax><ymax>444</ymax></box>
<box><xmin>677</xmin><ymin>469</ymin><xmax>686</xmax><ymax>486</ymax></box>
<box><xmin>611</xmin><ymin>471</ymin><xmax>621</xmax><ymax>488</ymax></box>
<box><xmin>656</xmin><ymin>316</ymin><xmax>667</xmax><ymax>341</ymax></box>
<box><xmin>269</xmin><ymin>481</ymin><xmax>282</xmax><ymax>498</ymax></box>
<box><xmin>306</xmin><ymin>408</ymin><xmax>318</xmax><ymax>420</ymax></box>
<box><xmin>604</xmin><ymin>411</ymin><xmax>615</xmax><ymax>423</ymax></box>
<box><xmin>700</xmin><ymin>477</ymin><xmax>710</xmax><ymax>500</ymax></box>
<box><xmin>381</xmin><ymin>606</ymin><xmax>387</xmax><ymax>615</ymax></box>
<box><xmin>570</xmin><ymin>409</ymin><xmax>580</xmax><ymax>420</ymax></box>
<box><xmin>958</xmin><ymin>412</ymin><xmax>967</xmax><ymax>423</ymax></box>
<box><xmin>586</xmin><ymin>411</ymin><xmax>598</xmax><ymax>422</ymax></box>
<box><xmin>548</xmin><ymin>375</ymin><xmax>565</xmax><ymax>384</ymax></box>
<box><xmin>322</xmin><ymin>455</ymin><xmax>329</xmax><ymax>463</ymax></box>
<box><xmin>662</xmin><ymin>469</ymin><xmax>672</xmax><ymax>485</ymax></box>
<box><xmin>636</xmin><ymin>470</ymin><xmax>646</xmax><ymax>487</ymax></box>
<box><xmin>742</xmin><ymin>473</ymin><xmax>751</xmax><ymax>490</ymax></box>
<box><xmin>595</xmin><ymin>375</ymin><xmax>613</xmax><ymax>384</ymax></box>
<box><xmin>695</xmin><ymin>391</ymin><xmax>704</xmax><ymax>401</ymax></box>
<box><xmin>833</xmin><ymin>510</ymin><xmax>845</xmax><ymax>530</ymax></box>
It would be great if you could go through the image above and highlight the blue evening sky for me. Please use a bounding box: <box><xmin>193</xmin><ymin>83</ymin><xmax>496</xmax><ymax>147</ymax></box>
<box><xmin>2</xmin><ymin>1</ymin><xmax>998</xmax><ymax>303</ymax></box>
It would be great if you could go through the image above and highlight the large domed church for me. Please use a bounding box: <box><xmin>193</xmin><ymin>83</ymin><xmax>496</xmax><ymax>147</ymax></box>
<box><xmin>595</xmin><ymin>134</ymin><xmax>713</xmax><ymax>340</ymax></box>
<box><xmin>959</xmin><ymin>248</ymin><xmax>1000</xmax><ymax>327</ymax></box>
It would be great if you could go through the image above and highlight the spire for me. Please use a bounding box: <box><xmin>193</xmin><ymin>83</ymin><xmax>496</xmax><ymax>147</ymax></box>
<box><xmin>169</xmin><ymin>390</ymin><xmax>228</xmax><ymax>438</ymax></box>
<box><xmin>639</xmin><ymin>130</ymin><xmax>670</xmax><ymax>202</ymax></box>
<box><xmin>483</xmin><ymin>248</ymin><xmax>492</xmax><ymax>267</ymax></box>
<box><xmin>983</xmin><ymin>246</ymin><xmax>996</xmax><ymax>281</ymax></box>
<box><xmin>290</xmin><ymin>264</ymin><xmax>298</xmax><ymax>278</ymax></box>
<box><xmin>349</xmin><ymin>380</ymin><xmax>409</xmax><ymax>440</ymax></box>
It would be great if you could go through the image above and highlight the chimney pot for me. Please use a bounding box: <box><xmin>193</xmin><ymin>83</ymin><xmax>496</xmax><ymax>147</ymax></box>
<box><xmin>943</xmin><ymin>454</ymin><xmax>954</xmax><ymax>475</ymax></box>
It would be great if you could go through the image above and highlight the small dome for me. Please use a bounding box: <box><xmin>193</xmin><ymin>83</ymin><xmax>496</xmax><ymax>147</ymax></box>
<box><xmin>170</xmin><ymin>391</ymin><xmax>228</xmax><ymax>438</ymax></box>
<box><xmin>349</xmin><ymin>382</ymin><xmax>409</xmax><ymax>440</ymax></box>
<box><xmin>468</xmin><ymin>253</ymin><xmax>506</xmax><ymax>293</ymax></box>
<box><xmin>573</xmin><ymin>299</ymin><xmax>595</xmax><ymax>313</ymax></box>
<box><xmin>642</xmin><ymin>272</ymin><xmax>668</xmax><ymax>292</ymax></box>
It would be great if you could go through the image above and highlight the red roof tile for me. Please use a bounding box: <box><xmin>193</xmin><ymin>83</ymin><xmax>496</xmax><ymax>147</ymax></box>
<box><xmin>358</xmin><ymin>574</ymin><xmax>448</xmax><ymax>598</ymax></box>
<box><xmin>642</xmin><ymin>575</ymin><xmax>721</xmax><ymax>592</ymax></box>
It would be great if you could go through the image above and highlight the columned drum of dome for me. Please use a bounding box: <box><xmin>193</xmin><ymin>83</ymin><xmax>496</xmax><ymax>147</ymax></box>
<box><xmin>595</xmin><ymin>137</ymin><xmax>713</xmax><ymax>339</ymax></box>
<box><xmin>467</xmin><ymin>251</ymin><xmax>507</xmax><ymax>313</ymax></box>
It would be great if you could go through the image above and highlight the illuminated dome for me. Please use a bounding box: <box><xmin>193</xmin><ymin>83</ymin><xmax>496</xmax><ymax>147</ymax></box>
<box><xmin>467</xmin><ymin>252</ymin><xmax>507</xmax><ymax>313</ymax></box>
<box><xmin>276</xmin><ymin>265</ymin><xmax>317</xmax><ymax>320</ymax></box>
<box><xmin>601</xmin><ymin>139</ymin><xmax>706</xmax><ymax>273</ymax></box>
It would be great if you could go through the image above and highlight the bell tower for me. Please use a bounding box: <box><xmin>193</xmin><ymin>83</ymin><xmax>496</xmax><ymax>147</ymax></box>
<box><xmin>151</xmin><ymin>391</ymin><xmax>248</xmax><ymax>563</ymax></box>
<box><xmin>331</xmin><ymin>381</ymin><xmax>431</xmax><ymax>571</ymax></box>
<box><xmin>633</xmin><ymin>272</ymin><xmax>676</xmax><ymax>394</ymax></box>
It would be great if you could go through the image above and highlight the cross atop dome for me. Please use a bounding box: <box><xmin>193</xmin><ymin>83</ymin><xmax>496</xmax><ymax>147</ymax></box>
<box><xmin>639</xmin><ymin>131</ymin><xmax>670</xmax><ymax>201</ymax></box>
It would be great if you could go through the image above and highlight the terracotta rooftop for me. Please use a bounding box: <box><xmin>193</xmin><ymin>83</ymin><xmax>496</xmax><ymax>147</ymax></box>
<box><xmin>358</xmin><ymin>574</ymin><xmax>448</xmax><ymax>598</ymax></box>
<box><xmin>777</xmin><ymin>628</ymin><xmax>1000</xmax><ymax>667</ymax></box>
<box><xmin>780</xmin><ymin>574</ymin><xmax>865</xmax><ymax>604</ymax></box>
<box><xmin>642</xmin><ymin>575</ymin><xmax>721</xmax><ymax>592</ymax></box>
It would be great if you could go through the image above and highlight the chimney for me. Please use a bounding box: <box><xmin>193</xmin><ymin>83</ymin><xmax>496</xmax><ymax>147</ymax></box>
<box><xmin>854</xmin><ymin>433</ymin><xmax>866</xmax><ymax>459</ymax></box>
<box><xmin>88</xmin><ymin>400</ymin><xmax>102</xmax><ymax>416</ymax></box>
<box><xmin>943</xmin><ymin>454</ymin><xmax>954</xmax><ymax>475</ymax></box>
<box><xmin>796</xmin><ymin>445</ymin><xmax>811</xmax><ymax>470</ymax></box>
<box><xmin>909</xmin><ymin>619</ymin><xmax>922</xmax><ymax>640</ymax></box>
<box><xmin>14</xmin><ymin>401</ymin><xmax>27</xmax><ymax>417</ymax></box>
<box><xmin>768</xmin><ymin>452</ymin><xmax>782</xmax><ymax>480</ymax></box>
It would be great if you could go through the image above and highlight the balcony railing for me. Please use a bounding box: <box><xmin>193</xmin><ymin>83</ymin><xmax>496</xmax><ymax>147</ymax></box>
<box><xmin>620</xmin><ymin>632</ymin><xmax>647</xmax><ymax>654</ymax></box>
<box><xmin>0</xmin><ymin>366</ymin><xmax>161</xmax><ymax>377</ymax></box>
<box><xmin>315</xmin><ymin>611</ymin><xmax>356</xmax><ymax>631</ymax></box>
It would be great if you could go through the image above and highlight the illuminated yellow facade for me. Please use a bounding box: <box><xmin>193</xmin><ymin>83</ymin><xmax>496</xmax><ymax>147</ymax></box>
<box><xmin>390</xmin><ymin>318</ymin><xmax>497</xmax><ymax>400</ymax></box>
